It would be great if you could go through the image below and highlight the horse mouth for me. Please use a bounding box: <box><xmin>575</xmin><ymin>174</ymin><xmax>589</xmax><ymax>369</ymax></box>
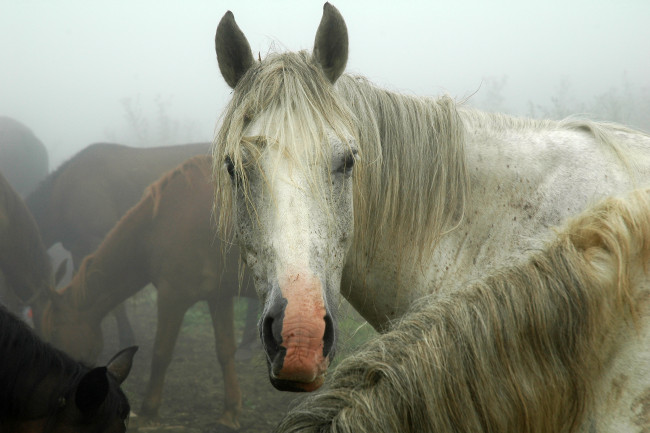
<box><xmin>265</xmin><ymin>342</ymin><xmax>331</xmax><ymax>392</ymax></box>
<box><xmin>269</xmin><ymin>374</ymin><xmax>325</xmax><ymax>392</ymax></box>
<box><xmin>266</xmin><ymin>350</ymin><xmax>329</xmax><ymax>392</ymax></box>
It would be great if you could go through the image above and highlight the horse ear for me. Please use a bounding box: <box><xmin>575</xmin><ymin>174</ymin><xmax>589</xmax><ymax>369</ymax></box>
<box><xmin>312</xmin><ymin>2</ymin><xmax>348</xmax><ymax>84</ymax></box>
<box><xmin>106</xmin><ymin>346</ymin><xmax>138</xmax><ymax>385</ymax></box>
<box><xmin>215</xmin><ymin>11</ymin><xmax>255</xmax><ymax>89</ymax></box>
<box><xmin>54</xmin><ymin>258</ymin><xmax>68</xmax><ymax>288</ymax></box>
<box><xmin>75</xmin><ymin>367</ymin><xmax>109</xmax><ymax>414</ymax></box>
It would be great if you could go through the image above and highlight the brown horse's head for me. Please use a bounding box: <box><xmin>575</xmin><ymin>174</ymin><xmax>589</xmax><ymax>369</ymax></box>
<box><xmin>42</xmin><ymin>290</ymin><xmax>104</xmax><ymax>364</ymax></box>
<box><xmin>1</xmin><ymin>304</ymin><xmax>136</xmax><ymax>433</ymax></box>
<box><xmin>46</xmin><ymin>347</ymin><xmax>137</xmax><ymax>433</ymax></box>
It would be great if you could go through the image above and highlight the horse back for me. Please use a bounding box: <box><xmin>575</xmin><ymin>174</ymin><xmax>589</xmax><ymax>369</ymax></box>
<box><xmin>25</xmin><ymin>142</ymin><xmax>210</xmax><ymax>258</ymax></box>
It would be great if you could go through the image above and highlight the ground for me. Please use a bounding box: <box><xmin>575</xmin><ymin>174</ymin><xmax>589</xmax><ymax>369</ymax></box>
<box><xmin>98</xmin><ymin>286</ymin><xmax>376</xmax><ymax>433</ymax></box>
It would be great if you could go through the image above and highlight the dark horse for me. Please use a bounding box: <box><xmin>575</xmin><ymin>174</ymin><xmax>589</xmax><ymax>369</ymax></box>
<box><xmin>0</xmin><ymin>304</ymin><xmax>136</xmax><ymax>433</ymax></box>
<box><xmin>0</xmin><ymin>171</ymin><xmax>61</xmax><ymax>329</ymax></box>
<box><xmin>0</xmin><ymin>116</ymin><xmax>48</xmax><ymax>197</ymax></box>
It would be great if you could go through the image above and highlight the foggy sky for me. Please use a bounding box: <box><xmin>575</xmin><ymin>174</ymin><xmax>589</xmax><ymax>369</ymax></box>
<box><xmin>2</xmin><ymin>0</ymin><xmax>649</xmax><ymax>169</ymax></box>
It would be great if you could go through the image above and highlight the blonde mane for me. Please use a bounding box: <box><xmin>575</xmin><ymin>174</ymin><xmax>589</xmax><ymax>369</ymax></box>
<box><xmin>212</xmin><ymin>49</ymin><xmax>643</xmax><ymax>268</ymax></box>
<box><xmin>213</xmin><ymin>51</ymin><xmax>358</xmax><ymax>238</ymax></box>
<box><xmin>146</xmin><ymin>154</ymin><xmax>212</xmax><ymax>217</ymax></box>
<box><xmin>274</xmin><ymin>188</ymin><xmax>650</xmax><ymax>433</ymax></box>
<box><xmin>212</xmin><ymin>51</ymin><xmax>468</xmax><ymax>264</ymax></box>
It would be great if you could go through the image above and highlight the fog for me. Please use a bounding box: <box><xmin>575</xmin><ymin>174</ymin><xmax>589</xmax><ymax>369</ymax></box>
<box><xmin>2</xmin><ymin>0</ymin><xmax>649</xmax><ymax>170</ymax></box>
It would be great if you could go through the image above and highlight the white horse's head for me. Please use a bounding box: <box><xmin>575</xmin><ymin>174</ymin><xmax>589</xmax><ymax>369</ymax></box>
<box><xmin>214</xmin><ymin>3</ymin><xmax>358</xmax><ymax>392</ymax></box>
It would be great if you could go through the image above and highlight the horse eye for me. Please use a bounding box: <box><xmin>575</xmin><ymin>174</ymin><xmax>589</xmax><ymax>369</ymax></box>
<box><xmin>336</xmin><ymin>151</ymin><xmax>357</xmax><ymax>175</ymax></box>
<box><xmin>224</xmin><ymin>156</ymin><xmax>236</xmax><ymax>180</ymax></box>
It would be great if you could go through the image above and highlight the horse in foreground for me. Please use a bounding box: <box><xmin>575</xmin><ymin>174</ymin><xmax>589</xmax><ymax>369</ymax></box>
<box><xmin>0</xmin><ymin>304</ymin><xmax>136</xmax><ymax>433</ymax></box>
<box><xmin>212</xmin><ymin>3</ymin><xmax>650</xmax><ymax>391</ymax></box>
<box><xmin>42</xmin><ymin>155</ymin><xmax>253</xmax><ymax>431</ymax></box>
<box><xmin>27</xmin><ymin>141</ymin><xmax>211</xmax><ymax>346</ymax></box>
<box><xmin>0</xmin><ymin>171</ymin><xmax>57</xmax><ymax>327</ymax></box>
<box><xmin>274</xmin><ymin>189</ymin><xmax>650</xmax><ymax>432</ymax></box>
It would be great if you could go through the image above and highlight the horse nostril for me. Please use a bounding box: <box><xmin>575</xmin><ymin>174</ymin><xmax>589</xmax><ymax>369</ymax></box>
<box><xmin>262</xmin><ymin>296</ymin><xmax>287</xmax><ymax>361</ymax></box>
<box><xmin>323</xmin><ymin>313</ymin><xmax>335</xmax><ymax>360</ymax></box>
<box><xmin>262</xmin><ymin>314</ymin><xmax>281</xmax><ymax>359</ymax></box>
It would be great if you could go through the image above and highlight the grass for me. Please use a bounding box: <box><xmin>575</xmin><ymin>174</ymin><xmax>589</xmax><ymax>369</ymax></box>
<box><xmin>177</xmin><ymin>294</ymin><xmax>377</xmax><ymax>358</ymax></box>
<box><xmin>127</xmin><ymin>285</ymin><xmax>377</xmax><ymax>357</ymax></box>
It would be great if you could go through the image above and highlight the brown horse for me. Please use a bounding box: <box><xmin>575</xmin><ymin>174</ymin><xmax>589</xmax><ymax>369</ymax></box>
<box><xmin>0</xmin><ymin>116</ymin><xmax>48</xmax><ymax>197</ymax></box>
<box><xmin>0</xmin><ymin>304</ymin><xmax>136</xmax><ymax>433</ymax></box>
<box><xmin>0</xmin><ymin>171</ymin><xmax>58</xmax><ymax>328</ymax></box>
<box><xmin>274</xmin><ymin>189</ymin><xmax>650</xmax><ymax>432</ymax></box>
<box><xmin>26</xmin><ymin>141</ymin><xmax>210</xmax><ymax>345</ymax></box>
<box><xmin>42</xmin><ymin>155</ymin><xmax>254</xmax><ymax>431</ymax></box>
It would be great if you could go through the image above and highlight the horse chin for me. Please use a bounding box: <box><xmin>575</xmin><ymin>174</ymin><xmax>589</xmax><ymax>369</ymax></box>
<box><xmin>265</xmin><ymin>348</ymin><xmax>330</xmax><ymax>392</ymax></box>
<box><xmin>266</xmin><ymin>351</ymin><xmax>328</xmax><ymax>392</ymax></box>
<box><xmin>269</xmin><ymin>374</ymin><xmax>325</xmax><ymax>392</ymax></box>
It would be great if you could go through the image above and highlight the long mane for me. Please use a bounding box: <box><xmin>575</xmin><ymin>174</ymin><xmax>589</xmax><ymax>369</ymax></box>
<box><xmin>335</xmin><ymin>74</ymin><xmax>469</xmax><ymax>262</ymax></box>
<box><xmin>212</xmin><ymin>49</ymin><xmax>645</xmax><ymax>267</ymax></box>
<box><xmin>274</xmin><ymin>188</ymin><xmax>650</xmax><ymax>433</ymax></box>
<box><xmin>145</xmin><ymin>154</ymin><xmax>212</xmax><ymax>217</ymax></box>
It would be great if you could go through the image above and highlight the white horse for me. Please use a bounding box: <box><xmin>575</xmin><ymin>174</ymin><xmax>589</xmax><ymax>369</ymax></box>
<box><xmin>212</xmin><ymin>3</ymin><xmax>650</xmax><ymax>395</ymax></box>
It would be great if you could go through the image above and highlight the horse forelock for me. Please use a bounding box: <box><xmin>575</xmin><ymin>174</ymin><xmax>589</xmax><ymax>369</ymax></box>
<box><xmin>213</xmin><ymin>50</ymin><xmax>359</xmax><ymax>239</ymax></box>
<box><xmin>274</xmin><ymin>189</ymin><xmax>650</xmax><ymax>433</ymax></box>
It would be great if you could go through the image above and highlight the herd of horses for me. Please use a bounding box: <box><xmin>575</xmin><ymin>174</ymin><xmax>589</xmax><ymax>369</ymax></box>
<box><xmin>42</xmin><ymin>155</ymin><xmax>253</xmax><ymax>430</ymax></box>
<box><xmin>2</xmin><ymin>2</ymin><xmax>650</xmax><ymax>432</ymax></box>
<box><xmin>26</xmin><ymin>141</ymin><xmax>213</xmax><ymax>347</ymax></box>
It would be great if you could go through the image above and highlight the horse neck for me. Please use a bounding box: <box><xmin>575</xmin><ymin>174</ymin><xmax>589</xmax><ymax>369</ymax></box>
<box><xmin>125</xmin><ymin>143</ymin><xmax>211</xmax><ymax>184</ymax></box>
<box><xmin>65</xmin><ymin>198</ymin><xmax>153</xmax><ymax>318</ymax></box>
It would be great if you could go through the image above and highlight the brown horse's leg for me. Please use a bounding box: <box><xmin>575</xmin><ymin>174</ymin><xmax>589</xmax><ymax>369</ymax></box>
<box><xmin>140</xmin><ymin>291</ymin><xmax>189</xmax><ymax>418</ymax></box>
<box><xmin>208</xmin><ymin>295</ymin><xmax>242</xmax><ymax>430</ymax></box>
<box><xmin>235</xmin><ymin>297</ymin><xmax>260</xmax><ymax>361</ymax></box>
<box><xmin>112</xmin><ymin>302</ymin><xmax>136</xmax><ymax>347</ymax></box>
